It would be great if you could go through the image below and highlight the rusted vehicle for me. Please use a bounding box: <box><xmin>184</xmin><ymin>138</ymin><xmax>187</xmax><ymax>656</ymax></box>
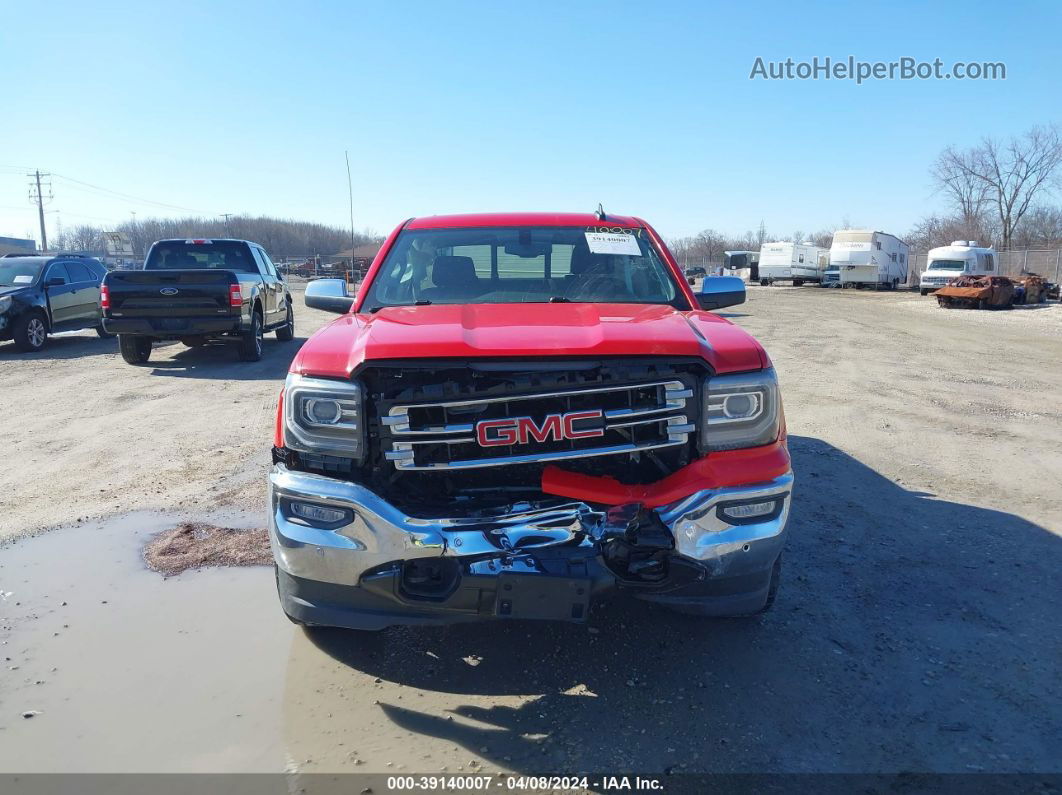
<box><xmin>936</xmin><ymin>275</ymin><xmax>1015</xmax><ymax>309</ymax></box>
<box><xmin>1013</xmin><ymin>274</ymin><xmax>1047</xmax><ymax>304</ymax></box>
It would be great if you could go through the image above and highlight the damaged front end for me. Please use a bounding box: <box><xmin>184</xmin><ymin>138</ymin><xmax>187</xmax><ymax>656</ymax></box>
<box><xmin>269</xmin><ymin>464</ymin><xmax>793</xmax><ymax>630</ymax></box>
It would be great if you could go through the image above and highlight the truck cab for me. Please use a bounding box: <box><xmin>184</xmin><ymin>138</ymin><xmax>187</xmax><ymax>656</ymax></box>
<box><xmin>919</xmin><ymin>241</ymin><xmax>998</xmax><ymax>296</ymax></box>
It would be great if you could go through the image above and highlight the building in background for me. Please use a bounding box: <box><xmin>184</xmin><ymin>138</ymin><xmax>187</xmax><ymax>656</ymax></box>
<box><xmin>331</xmin><ymin>242</ymin><xmax>382</xmax><ymax>275</ymax></box>
<box><xmin>0</xmin><ymin>236</ymin><xmax>37</xmax><ymax>256</ymax></box>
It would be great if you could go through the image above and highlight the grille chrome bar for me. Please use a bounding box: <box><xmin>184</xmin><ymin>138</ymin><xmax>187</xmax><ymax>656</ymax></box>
<box><xmin>383</xmin><ymin>376</ymin><xmax>694</xmax><ymax>471</ymax></box>
<box><xmin>388</xmin><ymin>415</ymin><xmax>691</xmax><ymax>470</ymax></box>
<box><xmin>387</xmin><ymin>380</ymin><xmax>690</xmax><ymax>436</ymax></box>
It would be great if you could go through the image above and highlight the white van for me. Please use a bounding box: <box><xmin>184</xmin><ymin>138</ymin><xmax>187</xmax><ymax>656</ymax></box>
<box><xmin>758</xmin><ymin>241</ymin><xmax>829</xmax><ymax>286</ymax></box>
<box><xmin>831</xmin><ymin>230</ymin><xmax>910</xmax><ymax>289</ymax></box>
<box><xmin>919</xmin><ymin>241</ymin><xmax>998</xmax><ymax>295</ymax></box>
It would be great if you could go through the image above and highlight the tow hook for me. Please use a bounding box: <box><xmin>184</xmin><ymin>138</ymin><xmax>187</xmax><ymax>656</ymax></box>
<box><xmin>598</xmin><ymin>503</ymin><xmax>674</xmax><ymax>584</ymax></box>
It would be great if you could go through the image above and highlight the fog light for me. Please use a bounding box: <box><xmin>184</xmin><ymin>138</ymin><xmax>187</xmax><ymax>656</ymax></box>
<box><xmin>719</xmin><ymin>500</ymin><xmax>779</xmax><ymax>522</ymax></box>
<box><xmin>289</xmin><ymin>501</ymin><xmax>349</xmax><ymax>525</ymax></box>
<box><xmin>305</xmin><ymin>398</ymin><xmax>343</xmax><ymax>425</ymax></box>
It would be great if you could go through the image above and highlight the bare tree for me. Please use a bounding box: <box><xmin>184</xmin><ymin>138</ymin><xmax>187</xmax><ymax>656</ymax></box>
<box><xmin>45</xmin><ymin>215</ymin><xmax>381</xmax><ymax>259</ymax></box>
<box><xmin>693</xmin><ymin>228</ymin><xmax>726</xmax><ymax>264</ymax></box>
<box><xmin>934</xmin><ymin>125</ymin><xmax>1062</xmax><ymax>250</ymax></box>
<box><xmin>808</xmin><ymin>228</ymin><xmax>834</xmax><ymax>248</ymax></box>
<box><xmin>932</xmin><ymin>145</ymin><xmax>992</xmax><ymax>229</ymax></box>
<box><xmin>1011</xmin><ymin>205</ymin><xmax>1062</xmax><ymax>248</ymax></box>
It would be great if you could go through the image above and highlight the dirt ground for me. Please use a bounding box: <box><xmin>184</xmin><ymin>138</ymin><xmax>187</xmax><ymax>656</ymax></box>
<box><xmin>0</xmin><ymin>285</ymin><xmax>1059</xmax><ymax>778</ymax></box>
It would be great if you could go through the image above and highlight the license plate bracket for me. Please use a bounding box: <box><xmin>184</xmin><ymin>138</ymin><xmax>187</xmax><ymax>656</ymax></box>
<box><xmin>494</xmin><ymin>573</ymin><xmax>591</xmax><ymax>622</ymax></box>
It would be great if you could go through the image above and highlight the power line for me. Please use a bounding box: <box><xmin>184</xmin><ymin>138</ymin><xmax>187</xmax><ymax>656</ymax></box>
<box><xmin>49</xmin><ymin>171</ymin><xmax>217</xmax><ymax>215</ymax></box>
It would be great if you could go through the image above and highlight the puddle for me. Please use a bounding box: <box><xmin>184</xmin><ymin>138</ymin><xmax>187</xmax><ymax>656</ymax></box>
<box><xmin>0</xmin><ymin>511</ymin><xmax>291</xmax><ymax>772</ymax></box>
<box><xmin>0</xmin><ymin>511</ymin><xmax>535</xmax><ymax>776</ymax></box>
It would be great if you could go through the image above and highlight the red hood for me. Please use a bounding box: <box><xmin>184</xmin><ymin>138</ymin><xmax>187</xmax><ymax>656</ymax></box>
<box><xmin>291</xmin><ymin>303</ymin><xmax>766</xmax><ymax>378</ymax></box>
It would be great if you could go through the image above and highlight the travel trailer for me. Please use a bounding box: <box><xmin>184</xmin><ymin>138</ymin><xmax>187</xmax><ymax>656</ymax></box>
<box><xmin>831</xmin><ymin>230</ymin><xmax>910</xmax><ymax>289</ymax></box>
<box><xmin>757</xmin><ymin>241</ymin><xmax>829</xmax><ymax>286</ymax></box>
<box><xmin>919</xmin><ymin>241</ymin><xmax>998</xmax><ymax>295</ymax></box>
<box><xmin>723</xmin><ymin>250</ymin><xmax>759</xmax><ymax>282</ymax></box>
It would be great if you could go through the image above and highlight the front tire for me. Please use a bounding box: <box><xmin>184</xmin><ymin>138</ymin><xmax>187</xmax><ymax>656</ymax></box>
<box><xmin>13</xmin><ymin>312</ymin><xmax>48</xmax><ymax>352</ymax></box>
<box><xmin>118</xmin><ymin>334</ymin><xmax>152</xmax><ymax>364</ymax></box>
<box><xmin>275</xmin><ymin>304</ymin><xmax>295</xmax><ymax>341</ymax></box>
<box><xmin>238</xmin><ymin>310</ymin><xmax>264</xmax><ymax>361</ymax></box>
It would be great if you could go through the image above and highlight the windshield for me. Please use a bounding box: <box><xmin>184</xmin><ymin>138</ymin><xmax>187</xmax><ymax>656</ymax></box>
<box><xmin>0</xmin><ymin>259</ymin><xmax>43</xmax><ymax>287</ymax></box>
<box><xmin>362</xmin><ymin>226</ymin><xmax>684</xmax><ymax>310</ymax></box>
<box><xmin>927</xmin><ymin>259</ymin><xmax>967</xmax><ymax>271</ymax></box>
<box><xmin>145</xmin><ymin>241</ymin><xmax>259</xmax><ymax>272</ymax></box>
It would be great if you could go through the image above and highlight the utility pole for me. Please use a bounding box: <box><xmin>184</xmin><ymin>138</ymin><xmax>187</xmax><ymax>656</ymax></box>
<box><xmin>28</xmin><ymin>170</ymin><xmax>51</xmax><ymax>252</ymax></box>
<box><xmin>220</xmin><ymin>213</ymin><xmax>233</xmax><ymax>236</ymax></box>
<box><xmin>130</xmin><ymin>211</ymin><xmax>139</xmax><ymax>258</ymax></box>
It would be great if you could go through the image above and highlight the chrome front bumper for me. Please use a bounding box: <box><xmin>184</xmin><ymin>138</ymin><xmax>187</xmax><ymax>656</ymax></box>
<box><xmin>268</xmin><ymin>464</ymin><xmax>793</xmax><ymax>589</ymax></box>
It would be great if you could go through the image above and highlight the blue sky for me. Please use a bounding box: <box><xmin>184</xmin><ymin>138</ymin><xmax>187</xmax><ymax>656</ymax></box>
<box><xmin>1</xmin><ymin>0</ymin><xmax>1059</xmax><ymax>246</ymax></box>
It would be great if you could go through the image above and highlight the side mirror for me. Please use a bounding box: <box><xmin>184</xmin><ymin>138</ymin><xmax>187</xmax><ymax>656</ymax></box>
<box><xmin>305</xmin><ymin>278</ymin><xmax>355</xmax><ymax>314</ymax></box>
<box><xmin>46</xmin><ymin>277</ymin><xmax>66</xmax><ymax>288</ymax></box>
<box><xmin>696</xmin><ymin>275</ymin><xmax>746</xmax><ymax>310</ymax></box>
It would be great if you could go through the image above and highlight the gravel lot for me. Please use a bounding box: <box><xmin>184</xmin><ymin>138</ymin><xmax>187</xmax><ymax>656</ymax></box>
<box><xmin>0</xmin><ymin>285</ymin><xmax>1059</xmax><ymax>777</ymax></box>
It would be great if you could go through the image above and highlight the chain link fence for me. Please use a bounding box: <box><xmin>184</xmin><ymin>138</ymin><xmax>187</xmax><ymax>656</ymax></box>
<box><xmin>906</xmin><ymin>249</ymin><xmax>1062</xmax><ymax>287</ymax></box>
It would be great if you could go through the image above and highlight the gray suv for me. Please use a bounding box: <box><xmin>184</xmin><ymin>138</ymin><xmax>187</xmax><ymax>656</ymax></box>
<box><xmin>0</xmin><ymin>254</ymin><xmax>111</xmax><ymax>352</ymax></box>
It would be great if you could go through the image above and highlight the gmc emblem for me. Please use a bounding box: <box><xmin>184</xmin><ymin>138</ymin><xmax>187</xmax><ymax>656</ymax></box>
<box><xmin>476</xmin><ymin>410</ymin><xmax>605</xmax><ymax>447</ymax></box>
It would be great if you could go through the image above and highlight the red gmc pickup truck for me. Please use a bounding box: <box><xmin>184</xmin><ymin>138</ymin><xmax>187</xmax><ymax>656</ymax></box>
<box><xmin>269</xmin><ymin>212</ymin><xmax>792</xmax><ymax>630</ymax></box>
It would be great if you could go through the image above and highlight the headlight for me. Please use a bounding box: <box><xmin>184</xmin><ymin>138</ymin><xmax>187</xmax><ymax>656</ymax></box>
<box><xmin>0</xmin><ymin>296</ymin><xmax>11</xmax><ymax>315</ymax></box>
<box><xmin>702</xmin><ymin>368</ymin><xmax>780</xmax><ymax>451</ymax></box>
<box><xmin>283</xmin><ymin>374</ymin><xmax>364</xmax><ymax>460</ymax></box>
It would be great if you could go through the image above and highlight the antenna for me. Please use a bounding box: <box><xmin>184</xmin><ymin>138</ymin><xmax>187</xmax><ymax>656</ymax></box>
<box><xmin>345</xmin><ymin>150</ymin><xmax>356</xmax><ymax>256</ymax></box>
<box><xmin>595</xmin><ymin>203</ymin><xmax>606</xmax><ymax>221</ymax></box>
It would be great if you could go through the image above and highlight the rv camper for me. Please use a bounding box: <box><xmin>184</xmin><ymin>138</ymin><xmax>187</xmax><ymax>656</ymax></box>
<box><xmin>723</xmin><ymin>250</ymin><xmax>759</xmax><ymax>282</ymax></box>
<box><xmin>919</xmin><ymin>241</ymin><xmax>998</xmax><ymax>296</ymax></box>
<box><xmin>758</xmin><ymin>241</ymin><xmax>829</xmax><ymax>286</ymax></box>
<box><xmin>831</xmin><ymin>230</ymin><xmax>910</xmax><ymax>289</ymax></box>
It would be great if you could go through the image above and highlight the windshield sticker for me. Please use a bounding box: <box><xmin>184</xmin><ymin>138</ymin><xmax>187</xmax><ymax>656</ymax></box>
<box><xmin>13</xmin><ymin>274</ymin><xmax>33</xmax><ymax>284</ymax></box>
<box><xmin>585</xmin><ymin>232</ymin><xmax>641</xmax><ymax>256</ymax></box>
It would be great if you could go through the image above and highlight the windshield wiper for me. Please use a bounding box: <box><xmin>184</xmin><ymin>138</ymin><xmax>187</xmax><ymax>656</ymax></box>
<box><xmin>547</xmin><ymin>296</ymin><xmax>571</xmax><ymax>303</ymax></box>
<box><xmin>368</xmin><ymin>299</ymin><xmax>432</xmax><ymax>313</ymax></box>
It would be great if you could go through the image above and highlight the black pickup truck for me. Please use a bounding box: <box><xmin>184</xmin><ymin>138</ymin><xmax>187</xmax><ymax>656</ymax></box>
<box><xmin>102</xmin><ymin>239</ymin><xmax>294</xmax><ymax>364</ymax></box>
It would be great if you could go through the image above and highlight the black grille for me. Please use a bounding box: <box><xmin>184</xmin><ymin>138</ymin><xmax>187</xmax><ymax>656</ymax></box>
<box><xmin>358</xmin><ymin>359</ymin><xmax>705</xmax><ymax>473</ymax></box>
